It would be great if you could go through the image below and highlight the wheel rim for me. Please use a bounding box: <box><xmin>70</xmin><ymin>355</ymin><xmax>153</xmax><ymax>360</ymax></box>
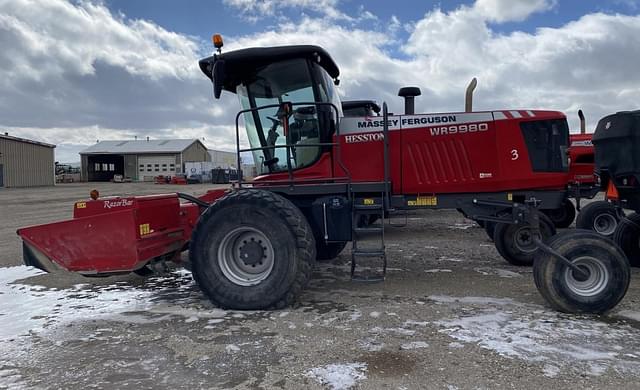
<box><xmin>218</xmin><ymin>226</ymin><xmax>275</xmax><ymax>286</ymax></box>
<box><xmin>513</xmin><ymin>226</ymin><xmax>540</xmax><ymax>254</ymax></box>
<box><xmin>593</xmin><ymin>213</ymin><xmax>617</xmax><ymax>236</ymax></box>
<box><xmin>563</xmin><ymin>256</ymin><xmax>609</xmax><ymax>297</ymax></box>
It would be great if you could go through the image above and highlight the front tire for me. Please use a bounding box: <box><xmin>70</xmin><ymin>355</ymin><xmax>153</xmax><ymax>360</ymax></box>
<box><xmin>613</xmin><ymin>213</ymin><xmax>640</xmax><ymax>267</ymax></box>
<box><xmin>543</xmin><ymin>199</ymin><xmax>576</xmax><ymax>228</ymax></box>
<box><xmin>189</xmin><ymin>189</ymin><xmax>316</xmax><ymax>310</ymax></box>
<box><xmin>533</xmin><ymin>230</ymin><xmax>630</xmax><ymax>314</ymax></box>
<box><xmin>494</xmin><ymin>213</ymin><xmax>556</xmax><ymax>266</ymax></box>
<box><xmin>575</xmin><ymin>201</ymin><xmax>619</xmax><ymax>237</ymax></box>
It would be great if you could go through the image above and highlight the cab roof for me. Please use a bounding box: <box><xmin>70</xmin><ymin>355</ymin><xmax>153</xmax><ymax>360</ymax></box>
<box><xmin>199</xmin><ymin>45</ymin><xmax>340</xmax><ymax>94</ymax></box>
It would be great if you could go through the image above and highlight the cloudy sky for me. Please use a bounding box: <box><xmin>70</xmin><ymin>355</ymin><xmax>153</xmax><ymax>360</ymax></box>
<box><xmin>1</xmin><ymin>0</ymin><xmax>639</xmax><ymax>162</ymax></box>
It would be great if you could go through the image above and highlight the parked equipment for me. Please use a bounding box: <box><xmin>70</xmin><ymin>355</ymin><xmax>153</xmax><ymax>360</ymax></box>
<box><xmin>595</xmin><ymin>110</ymin><xmax>640</xmax><ymax>267</ymax></box>
<box><xmin>17</xmin><ymin>37</ymin><xmax>631</xmax><ymax>314</ymax></box>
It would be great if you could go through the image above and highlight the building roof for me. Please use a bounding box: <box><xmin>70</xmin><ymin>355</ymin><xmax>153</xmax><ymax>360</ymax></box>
<box><xmin>80</xmin><ymin>139</ymin><xmax>202</xmax><ymax>155</ymax></box>
<box><xmin>0</xmin><ymin>133</ymin><xmax>55</xmax><ymax>148</ymax></box>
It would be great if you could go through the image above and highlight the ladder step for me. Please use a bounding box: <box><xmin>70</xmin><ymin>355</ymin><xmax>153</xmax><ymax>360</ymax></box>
<box><xmin>353</xmin><ymin>249</ymin><xmax>385</xmax><ymax>257</ymax></box>
<box><xmin>352</xmin><ymin>275</ymin><xmax>385</xmax><ymax>283</ymax></box>
<box><xmin>354</xmin><ymin>204</ymin><xmax>383</xmax><ymax>211</ymax></box>
<box><xmin>351</xmin><ymin>191</ymin><xmax>386</xmax><ymax>284</ymax></box>
<box><xmin>353</xmin><ymin>226</ymin><xmax>383</xmax><ymax>234</ymax></box>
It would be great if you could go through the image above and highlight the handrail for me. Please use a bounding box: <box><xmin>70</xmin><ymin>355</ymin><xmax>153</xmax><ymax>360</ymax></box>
<box><xmin>233</xmin><ymin>101</ymin><xmax>351</xmax><ymax>188</ymax></box>
<box><xmin>382</xmin><ymin>102</ymin><xmax>390</xmax><ymax>209</ymax></box>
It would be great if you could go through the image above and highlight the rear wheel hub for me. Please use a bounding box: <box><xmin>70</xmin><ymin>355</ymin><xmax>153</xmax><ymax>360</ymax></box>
<box><xmin>593</xmin><ymin>214</ymin><xmax>617</xmax><ymax>236</ymax></box>
<box><xmin>564</xmin><ymin>256</ymin><xmax>609</xmax><ymax>297</ymax></box>
<box><xmin>514</xmin><ymin>227</ymin><xmax>538</xmax><ymax>253</ymax></box>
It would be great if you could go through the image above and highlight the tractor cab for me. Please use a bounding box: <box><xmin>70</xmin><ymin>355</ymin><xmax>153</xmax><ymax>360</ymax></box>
<box><xmin>199</xmin><ymin>45</ymin><xmax>343</xmax><ymax>175</ymax></box>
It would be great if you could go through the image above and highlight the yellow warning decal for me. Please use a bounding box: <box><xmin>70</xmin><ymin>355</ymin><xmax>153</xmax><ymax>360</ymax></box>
<box><xmin>75</xmin><ymin>202</ymin><xmax>87</xmax><ymax>209</ymax></box>
<box><xmin>507</xmin><ymin>193</ymin><xmax>513</xmax><ymax>201</ymax></box>
<box><xmin>139</xmin><ymin>223</ymin><xmax>153</xmax><ymax>236</ymax></box>
<box><xmin>363</xmin><ymin>198</ymin><xmax>375</xmax><ymax>205</ymax></box>
<box><xmin>408</xmin><ymin>196</ymin><xmax>437</xmax><ymax>206</ymax></box>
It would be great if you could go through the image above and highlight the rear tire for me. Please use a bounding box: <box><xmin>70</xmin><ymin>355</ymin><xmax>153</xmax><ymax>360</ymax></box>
<box><xmin>575</xmin><ymin>201</ymin><xmax>619</xmax><ymax>237</ymax></box>
<box><xmin>533</xmin><ymin>230</ymin><xmax>630</xmax><ymax>314</ymax></box>
<box><xmin>613</xmin><ymin>213</ymin><xmax>640</xmax><ymax>267</ymax></box>
<box><xmin>316</xmin><ymin>241</ymin><xmax>347</xmax><ymax>261</ymax></box>
<box><xmin>543</xmin><ymin>199</ymin><xmax>576</xmax><ymax>228</ymax></box>
<box><xmin>189</xmin><ymin>189</ymin><xmax>316</xmax><ymax>310</ymax></box>
<box><xmin>494</xmin><ymin>213</ymin><xmax>556</xmax><ymax>266</ymax></box>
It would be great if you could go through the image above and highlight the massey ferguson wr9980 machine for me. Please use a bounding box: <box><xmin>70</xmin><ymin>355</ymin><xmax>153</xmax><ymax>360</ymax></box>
<box><xmin>17</xmin><ymin>36</ymin><xmax>632</xmax><ymax>314</ymax></box>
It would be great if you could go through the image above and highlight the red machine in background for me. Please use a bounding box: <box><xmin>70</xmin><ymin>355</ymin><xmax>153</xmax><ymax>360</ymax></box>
<box><xmin>17</xmin><ymin>37</ymin><xmax>630</xmax><ymax>315</ymax></box>
<box><xmin>567</xmin><ymin>110</ymin><xmax>622</xmax><ymax>237</ymax></box>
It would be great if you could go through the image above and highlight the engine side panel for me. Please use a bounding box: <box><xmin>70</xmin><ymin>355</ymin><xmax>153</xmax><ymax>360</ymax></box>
<box><xmin>336</xmin><ymin>110</ymin><xmax>569</xmax><ymax>194</ymax></box>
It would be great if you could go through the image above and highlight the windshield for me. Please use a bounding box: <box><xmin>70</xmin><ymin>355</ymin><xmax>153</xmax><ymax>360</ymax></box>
<box><xmin>237</xmin><ymin>59</ymin><xmax>340</xmax><ymax>175</ymax></box>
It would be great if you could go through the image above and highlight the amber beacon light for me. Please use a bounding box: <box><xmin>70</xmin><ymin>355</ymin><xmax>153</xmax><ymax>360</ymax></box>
<box><xmin>212</xmin><ymin>34</ymin><xmax>223</xmax><ymax>51</ymax></box>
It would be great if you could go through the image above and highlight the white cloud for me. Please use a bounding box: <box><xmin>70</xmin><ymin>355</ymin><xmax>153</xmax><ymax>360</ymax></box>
<box><xmin>0</xmin><ymin>0</ymin><xmax>199</xmax><ymax>82</ymax></box>
<box><xmin>222</xmin><ymin>0</ymin><xmax>352</xmax><ymax>21</ymax></box>
<box><xmin>0</xmin><ymin>0</ymin><xmax>242</xmax><ymax>161</ymax></box>
<box><xmin>473</xmin><ymin>0</ymin><xmax>557</xmax><ymax>23</ymax></box>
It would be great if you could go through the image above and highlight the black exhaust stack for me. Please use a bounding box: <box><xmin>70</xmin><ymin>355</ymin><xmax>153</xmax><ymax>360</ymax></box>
<box><xmin>398</xmin><ymin>87</ymin><xmax>421</xmax><ymax>115</ymax></box>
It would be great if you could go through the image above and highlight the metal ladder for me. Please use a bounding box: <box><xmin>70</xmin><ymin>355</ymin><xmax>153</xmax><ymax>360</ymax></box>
<box><xmin>351</xmin><ymin>195</ymin><xmax>387</xmax><ymax>282</ymax></box>
<box><xmin>350</xmin><ymin>101</ymin><xmax>390</xmax><ymax>282</ymax></box>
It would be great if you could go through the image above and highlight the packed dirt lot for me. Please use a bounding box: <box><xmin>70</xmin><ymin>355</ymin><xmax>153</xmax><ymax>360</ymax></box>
<box><xmin>1</xmin><ymin>183</ymin><xmax>640</xmax><ymax>389</ymax></box>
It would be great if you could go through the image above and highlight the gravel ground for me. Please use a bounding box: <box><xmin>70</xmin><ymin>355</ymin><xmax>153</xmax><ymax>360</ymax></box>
<box><xmin>1</xmin><ymin>183</ymin><xmax>640</xmax><ymax>389</ymax></box>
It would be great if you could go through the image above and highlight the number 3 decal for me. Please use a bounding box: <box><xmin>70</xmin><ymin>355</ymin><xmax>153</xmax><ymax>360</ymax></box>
<box><xmin>511</xmin><ymin>149</ymin><xmax>519</xmax><ymax>160</ymax></box>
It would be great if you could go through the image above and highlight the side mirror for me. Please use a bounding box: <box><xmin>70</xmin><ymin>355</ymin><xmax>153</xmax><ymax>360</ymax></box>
<box><xmin>213</xmin><ymin>60</ymin><xmax>225</xmax><ymax>99</ymax></box>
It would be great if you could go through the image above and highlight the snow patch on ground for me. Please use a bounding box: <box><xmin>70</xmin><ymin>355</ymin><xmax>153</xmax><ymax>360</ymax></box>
<box><xmin>0</xmin><ymin>367</ymin><xmax>28</xmax><ymax>389</ymax></box>
<box><xmin>424</xmin><ymin>269</ymin><xmax>452</xmax><ymax>273</ymax></box>
<box><xmin>400</xmin><ymin>341</ymin><xmax>429</xmax><ymax>350</ymax></box>
<box><xmin>616</xmin><ymin>310</ymin><xmax>640</xmax><ymax>322</ymax></box>
<box><xmin>474</xmin><ymin>267</ymin><xmax>522</xmax><ymax>278</ymax></box>
<box><xmin>0</xmin><ymin>266</ymin><xmax>225</xmax><ymax>365</ymax></box>
<box><xmin>543</xmin><ymin>364</ymin><xmax>560</xmax><ymax>378</ymax></box>
<box><xmin>428</xmin><ymin>295</ymin><xmax>515</xmax><ymax>306</ymax></box>
<box><xmin>437</xmin><ymin>257</ymin><xmax>464</xmax><ymax>262</ymax></box>
<box><xmin>448</xmin><ymin>223</ymin><xmax>475</xmax><ymax>230</ymax></box>
<box><xmin>0</xmin><ymin>266</ymin><xmax>156</xmax><ymax>341</ymax></box>
<box><xmin>403</xmin><ymin>320</ymin><xmax>428</xmax><ymax>327</ymax></box>
<box><xmin>225</xmin><ymin>344</ymin><xmax>240</xmax><ymax>353</ymax></box>
<box><xmin>305</xmin><ymin>363</ymin><xmax>367</xmax><ymax>390</ymax></box>
<box><xmin>358</xmin><ymin>337</ymin><xmax>384</xmax><ymax>352</ymax></box>
<box><xmin>432</xmin><ymin>295</ymin><xmax>640</xmax><ymax>377</ymax></box>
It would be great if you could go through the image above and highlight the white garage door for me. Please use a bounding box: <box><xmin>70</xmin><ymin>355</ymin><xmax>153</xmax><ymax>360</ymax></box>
<box><xmin>138</xmin><ymin>156</ymin><xmax>177</xmax><ymax>179</ymax></box>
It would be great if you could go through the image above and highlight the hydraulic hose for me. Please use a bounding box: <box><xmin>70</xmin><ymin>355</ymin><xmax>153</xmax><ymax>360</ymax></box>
<box><xmin>176</xmin><ymin>192</ymin><xmax>211</xmax><ymax>209</ymax></box>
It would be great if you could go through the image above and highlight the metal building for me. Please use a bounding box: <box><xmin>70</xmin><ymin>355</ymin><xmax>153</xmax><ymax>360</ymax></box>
<box><xmin>80</xmin><ymin>139</ymin><xmax>210</xmax><ymax>182</ymax></box>
<box><xmin>208</xmin><ymin>149</ymin><xmax>236</xmax><ymax>169</ymax></box>
<box><xmin>0</xmin><ymin>133</ymin><xmax>55</xmax><ymax>188</ymax></box>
